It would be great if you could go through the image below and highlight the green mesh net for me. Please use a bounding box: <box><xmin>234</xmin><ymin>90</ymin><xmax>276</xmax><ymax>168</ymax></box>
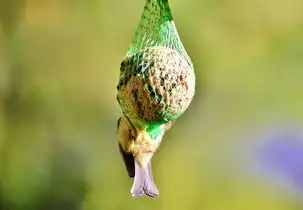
<box><xmin>126</xmin><ymin>0</ymin><xmax>192</xmax><ymax>66</ymax></box>
<box><xmin>117</xmin><ymin>0</ymin><xmax>195</xmax><ymax>129</ymax></box>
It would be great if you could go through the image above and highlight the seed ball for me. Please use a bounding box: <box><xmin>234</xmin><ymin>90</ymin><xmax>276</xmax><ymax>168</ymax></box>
<box><xmin>117</xmin><ymin>46</ymin><xmax>195</xmax><ymax>126</ymax></box>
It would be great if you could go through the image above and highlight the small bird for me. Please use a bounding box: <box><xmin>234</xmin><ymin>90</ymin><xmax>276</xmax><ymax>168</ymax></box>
<box><xmin>117</xmin><ymin>115</ymin><xmax>175</xmax><ymax>197</ymax></box>
<box><xmin>116</xmin><ymin>0</ymin><xmax>195</xmax><ymax>198</ymax></box>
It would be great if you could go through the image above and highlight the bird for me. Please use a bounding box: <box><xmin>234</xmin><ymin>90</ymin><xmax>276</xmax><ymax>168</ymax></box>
<box><xmin>116</xmin><ymin>0</ymin><xmax>195</xmax><ymax>198</ymax></box>
<box><xmin>117</xmin><ymin>114</ymin><xmax>175</xmax><ymax>197</ymax></box>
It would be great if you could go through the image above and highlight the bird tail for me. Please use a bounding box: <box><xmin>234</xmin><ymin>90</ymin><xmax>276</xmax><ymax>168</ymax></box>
<box><xmin>130</xmin><ymin>160</ymin><xmax>159</xmax><ymax>198</ymax></box>
<box><xmin>118</xmin><ymin>143</ymin><xmax>159</xmax><ymax>198</ymax></box>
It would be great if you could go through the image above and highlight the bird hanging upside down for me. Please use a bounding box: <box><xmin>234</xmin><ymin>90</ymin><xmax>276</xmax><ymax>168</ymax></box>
<box><xmin>117</xmin><ymin>115</ymin><xmax>175</xmax><ymax>197</ymax></box>
<box><xmin>116</xmin><ymin>46</ymin><xmax>195</xmax><ymax>198</ymax></box>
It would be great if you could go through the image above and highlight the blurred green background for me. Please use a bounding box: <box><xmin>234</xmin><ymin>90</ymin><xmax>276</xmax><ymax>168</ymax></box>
<box><xmin>0</xmin><ymin>0</ymin><xmax>303</xmax><ymax>209</ymax></box>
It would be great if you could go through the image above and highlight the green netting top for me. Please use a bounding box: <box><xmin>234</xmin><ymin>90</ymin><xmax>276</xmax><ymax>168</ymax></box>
<box><xmin>126</xmin><ymin>0</ymin><xmax>192</xmax><ymax>67</ymax></box>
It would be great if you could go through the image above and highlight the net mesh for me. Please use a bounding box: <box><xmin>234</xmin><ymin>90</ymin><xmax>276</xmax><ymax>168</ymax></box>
<box><xmin>117</xmin><ymin>0</ymin><xmax>195</xmax><ymax>128</ymax></box>
<box><xmin>126</xmin><ymin>0</ymin><xmax>191</xmax><ymax>65</ymax></box>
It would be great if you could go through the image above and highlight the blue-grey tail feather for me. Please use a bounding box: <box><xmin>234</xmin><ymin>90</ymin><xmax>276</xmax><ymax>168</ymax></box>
<box><xmin>131</xmin><ymin>161</ymin><xmax>159</xmax><ymax>198</ymax></box>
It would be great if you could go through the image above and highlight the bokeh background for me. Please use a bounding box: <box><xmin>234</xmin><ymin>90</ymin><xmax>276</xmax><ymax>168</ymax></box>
<box><xmin>0</xmin><ymin>0</ymin><xmax>303</xmax><ymax>209</ymax></box>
